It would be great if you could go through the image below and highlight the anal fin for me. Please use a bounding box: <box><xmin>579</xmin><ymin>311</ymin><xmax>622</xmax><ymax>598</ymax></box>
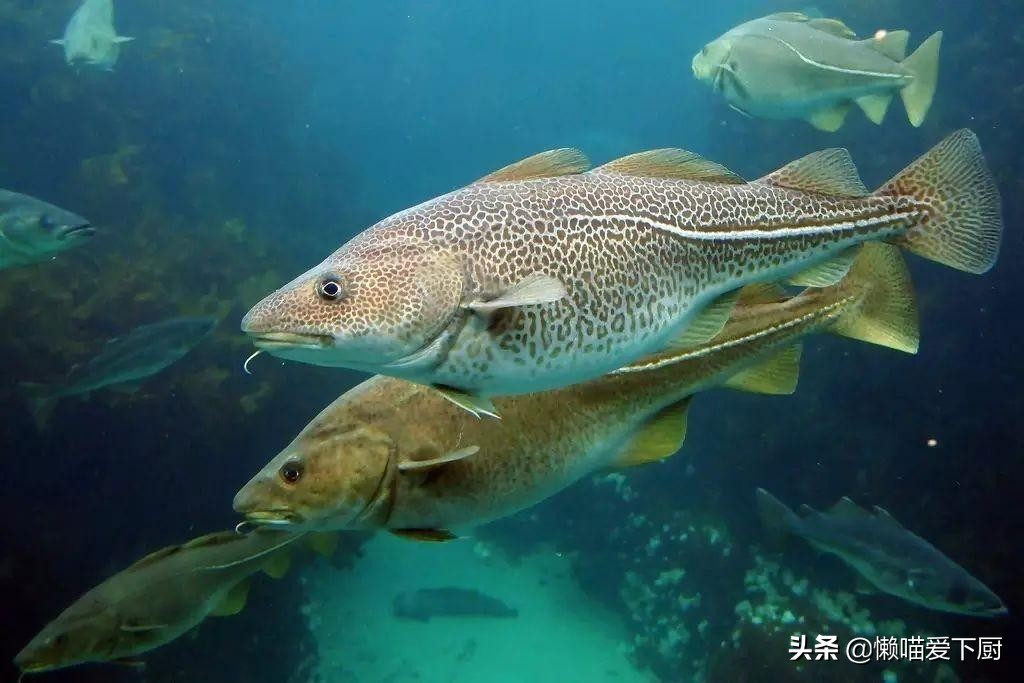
<box><xmin>723</xmin><ymin>344</ymin><xmax>802</xmax><ymax>395</ymax></box>
<box><xmin>785</xmin><ymin>247</ymin><xmax>860</xmax><ymax>287</ymax></box>
<box><xmin>613</xmin><ymin>397</ymin><xmax>691</xmax><ymax>468</ymax></box>
<box><xmin>855</xmin><ymin>93</ymin><xmax>893</xmax><ymax>125</ymax></box>
<box><xmin>668</xmin><ymin>289</ymin><xmax>740</xmax><ymax>349</ymax></box>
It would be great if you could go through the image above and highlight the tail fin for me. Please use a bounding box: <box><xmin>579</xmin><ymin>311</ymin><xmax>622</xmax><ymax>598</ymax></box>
<box><xmin>755</xmin><ymin>488</ymin><xmax>801</xmax><ymax>537</ymax></box>
<box><xmin>899</xmin><ymin>31</ymin><xmax>942</xmax><ymax>126</ymax></box>
<box><xmin>830</xmin><ymin>243</ymin><xmax>920</xmax><ymax>353</ymax></box>
<box><xmin>877</xmin><ymin>129</ymin><xmax>1002</xmax><ymax>274</ymax></box>
<box><xmin>19</xmin><ymin>382</ymin><xmax>58</xmax><ymax>431</ymax></box>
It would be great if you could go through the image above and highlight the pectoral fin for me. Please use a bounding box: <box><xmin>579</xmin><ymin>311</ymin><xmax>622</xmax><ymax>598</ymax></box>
<box><xmin>807</xmin><ymin>103</ymin><xmax>852</xmax><ymax>132</ymax></box>
<box><xmin>120</xmin><ymin>622</ymin><xmax>168</xmax><ymax>633</ymax></box>
<box><xmin>49</xmin><ymin>39</ymin><xmax>66</xmax><ymax>46</ymax></box>
<box><xmin>464</xmin><ymin>274</ymin><xmax>567</xmax><ymax>315</ymax></box>
<box><xmin>391</xmin><ymin>528</ymin><xmax>458</xmax><ymax>542</ymax></box>
<box><xmin>666</xmin><ymin>289</ymin><xmax>740</xmax><ymax>349</ymax></box>
<box><xmin>210</xmin><ymin>580</ymin><xmax>250</xmax><ymax>617</ymax></box>
<box><xmin>612</xmin><ymin>397</ymin><xmax>691</xmax><ymax>468</ymax></box>
<box><xmin>305</xmin><ymin>532</ymin><xmax>339</xmax><ymax>558</ymax></box>
<box><xmin>262</xmin><ymin>551</ymin><xmax>291</xmax><ymax>579</ymax></box>
<box><xmin>433</xmin><ymin>386</ymin><xmax>500</xmax><ymax>420</ymax></box>
<box><xmin>399</xmin><ymin>445</ymin><xmax>480</xmax><ymax>472</ymax></box>
<box><xmin>114</xmin><ymin>36</ymin><xmax>135</xmax><ymax>43</ymax></box>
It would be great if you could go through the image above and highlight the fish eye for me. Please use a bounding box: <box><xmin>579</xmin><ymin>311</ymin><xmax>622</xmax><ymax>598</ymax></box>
<box><xmin>316</xmin><ymin>276</ymin><xmax>344</xmax><ymax>301</ymax></box>
<box><xmin>52</xmin><ymin>633</ymin><xmax>69</xmax><ymax>648</ymax></box>
<box><xmin>279</xmin><ymin>460</ymin><xmax>304</xmax><ymax>484</ymax></box>
<box><xmin>38</xmin><ymin>215</ymin><xmax>57</xmax><ymax>231</ymax></box>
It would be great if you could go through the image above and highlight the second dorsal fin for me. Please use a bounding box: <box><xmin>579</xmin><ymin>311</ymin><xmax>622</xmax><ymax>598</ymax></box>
<box><xmin>808</xmin><ymin>18</ymin><xmax>856</xmax><ymax>39</ymax></box>
<box><xmin>593</xmin><ymin>149</ymin><xmax>745</xmax><ymax>184</ymax></box>
<box><xmin>475</xmin><ymin>149</ymin><xmax>590</xmax><ymax>183</ymax></box>
<box><xmin>757</xmin><ymin>148</ymin><xmax>868</xmax><ymax>197</ymax></box>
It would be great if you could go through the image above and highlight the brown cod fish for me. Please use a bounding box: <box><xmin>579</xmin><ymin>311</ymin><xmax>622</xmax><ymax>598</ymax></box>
<box><xmin>241</xmin><ymin>130</ymin><xmax>999</xmax><ymax>417</ymax></box>
<box><xmin>234</xmin><ymin>244</ymin><xmax>919</xmax><ymax>538</ymax></box>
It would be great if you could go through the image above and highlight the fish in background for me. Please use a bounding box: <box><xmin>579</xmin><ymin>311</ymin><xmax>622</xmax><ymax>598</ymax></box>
<box><xmin>51</xmin><ymin>0</ymin><xmax>133</xmax><ymax>71</ymax></box>
<box><xmin>234</xmin><ymin>244</ymin><xmax>919</xmax><ymax>538</ymax></box>
<box><xmin>393</xmin><ymin>588</ymin><xmax>519</xmax><ymax>621</ymax></box>
<box><xmin>20</xmin><ymin>316</ymin><xmax>218</xmax><ymax>428</ymax></box>
<box><xmin>755</xmin><ymin>489</ymin><xmax>1007</xmax><ymax>617</ymax></box>
<box><xmin>0</xmin><ymin>190</ymin><xmax>93</xmax><ymax>270</ymax></box>
<box><xmin>14</xmin><ymin>530</ymin><xmax>302</xmax><ymax>675</ymax></box>
<box><xmin>242</xmin><ymin>129</ymin><xmax>997</xmax><ymax>418</ymax></box>
<box><xmin>692</xmin><ymin>12</ymin><xmax>942</xmax><ymax>131</ymax></box>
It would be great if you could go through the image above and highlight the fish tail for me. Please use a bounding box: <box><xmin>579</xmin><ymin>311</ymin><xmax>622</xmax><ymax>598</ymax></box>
<box><xmin>829</xmin><ymin>243</ymin><xmax>920</xmax><ymax>354</ymax></box>
<box><xmin>898</xmin><ymin>31</ymin><xmax>942</xmax><ymax>126</ymax></box>
<box><xmin>18</xmin><ymin>382</ymin><xmax>58</xmax><ymax>431</ymax></box>
<box><xmin>877</xmin><ymin>129</ymin><xmax>1002</xmax><ymax>274</ymax></box>
<box><xmin>755</xmin><ymin>488</ymin><xmax>800</xmax><ymax>537</ymax></box>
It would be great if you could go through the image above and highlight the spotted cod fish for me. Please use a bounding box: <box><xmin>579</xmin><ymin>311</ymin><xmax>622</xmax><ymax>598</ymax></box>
<box><xmin>242</xmin><ymin>129</ymin><xmax>1000</xmax><ymax>417</ymax></box>
<box><xmin>692</xmin><ymin>12</ymin><xmax>943</xmax><ymax>130</ymax></box>
<box><xmin>233</xmin><ymin>244</ymin><xmax>921</xmax><ymax>537</ymax></box>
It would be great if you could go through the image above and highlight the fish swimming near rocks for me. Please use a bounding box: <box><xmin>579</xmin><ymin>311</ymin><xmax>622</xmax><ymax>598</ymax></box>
<box><xmin>755</xmin><ymin>489</ymin><xmax>1007</xmax><ymax>617</ymax></box>
<box><xmin>0</xmin><ymin>190</ymin><xmax>93</xmax><ymax>271</ymax></box>
<box><xmin>234</xmin><ymin>243</ymin><xmax>920</xmax><ymax>536</ymax></box>
<box><xmin>21</xmin><ymin>316</ymin><xmax>217</xmax><ymax>428</ymax></box>
<box><xmin>242</xmin><ymin>129</ymin><xmax>998</xmax><ymax>417</ymax></box>
<box><xmin>692</xmin><ymin>12</ymin><xmax>942</xmax><ymax>130</ymax></box>
<box><xmin>51</xmin><ymin>0</ymin><xmax>133</xmax><ymax>71</ymax></box>
<box><xmin>393</xmin><ymin>588</ymin><xmax>519</xmax><ymax>622</ymax></box>
<box><xmin>14</xmin><ymin>529</ymin><xmax>301</xmax><ymax>675</ymax></box>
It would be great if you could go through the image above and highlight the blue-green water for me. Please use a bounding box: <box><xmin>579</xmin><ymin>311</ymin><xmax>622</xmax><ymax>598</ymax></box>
<box><xmin>1</xmin><ymin>1</ymin><xmax>1019</xmax><ymax>681</ymax></box>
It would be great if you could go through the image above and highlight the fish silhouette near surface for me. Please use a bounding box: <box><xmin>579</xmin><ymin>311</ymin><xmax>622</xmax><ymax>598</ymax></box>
<box><xmin>756</xmin><ymin>489</ymin><xmax>1008</xmax><ymax>617</ymax></box>
<box><xmin>14</xmin><ymin>530</ymin><xmax>301</xmax><ymax>675</ymax></box>
<box><xmin>692</xmin><ymin>12</ymin><xmax>942</xmax><ymax>130</ymax></box>
<box><xmin>0</xmin><ymin>190</ymin><xmax>93</xmax><ymax>271</ymax></box>
<box><xmin>242</xmin><ymin>129</ymin><xmax>999</xmax><ymax>417</ymax></box>
<box><xmin>20</xmin><ymin>316</ymin><xmax>217</xmax><ymax>428</ymax></box>
<box><xmin>234</xmin><ymin>244</ymin><xmax>920</xmax><ymax>537</ymax></box>
<box><xmin>51</xmin><ymin>0</ymin><xmax>133</xmax><ymax>71</ymax></box>
<box><xmin>393</xmin><ymin>588</ymin><xmax>519</xmax><ymax>622</ymax></box>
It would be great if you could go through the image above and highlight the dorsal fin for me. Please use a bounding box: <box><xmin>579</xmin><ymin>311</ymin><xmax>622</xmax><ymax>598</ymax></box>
<box><xmin>475</xmin><ymin>149</ymin><xmax>590</xmax><ymax>184</ymax></box>
<box><xmin>128</xmin><ymin>545</ymin><xmax>181</xmax><ymax>570</ymax></box>
<box><xmin>872</xmin><ymin>505</ymin><xmax>905</xmax><ymax>529</ymax></box>
<box><xmin>613</xmin><ymin>397</ymin><xmax>691</xmax><ymax>468</ymax></box>
<box><xmin>865</xmin><ymin>30</ymin><xmax>909</xmax><ymax>61</ymax></box>
<box><xmin>828</xmin><ymin>496</ymin><xmax>869</xmax><ymax>517</ymax></box>
<box><xmin>766</xmin><ymin>12</ymin><xmax>809</xmax><ymax>22</ymax></box>
<box><xmin>808</xmin><ymin>18</ymin><xmax>856</xmax><ymax>39</ymax></box>
<box><xmin>182</xmin><ymin>531</ymin><xmax>240</xmax><ymax>550</ymax></box>
<box><xmin>757</xmin><ymin>148</ymin><xmax>868</xmax><ymax>198</ymax></box>
<box><xmin>723</xmin><ymin>344</ymin><xmax>802</xmax><ymax>395</ymax></box>
<box><xmin>593</xmin><ymin>149</ymin><xmax>745</xmax><ymax>184</ymax></box>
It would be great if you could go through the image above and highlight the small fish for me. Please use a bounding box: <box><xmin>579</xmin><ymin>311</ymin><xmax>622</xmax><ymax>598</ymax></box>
<box><xmin>234</xmin><ymin>244</ymin><xmax>919</xmax><ymax>535</ymax></box>
<box><xmin>756</xmin><ymin>489</ymin><xmax>1007</xmax><ymax>617</ymax></box>
<box><xmin>14</xmin><ymin>529</ymin><xmax>300</xmax><ymax>675</ymax></box>
<box><xmin>393</xmin><ymin>588</ymin><xmax>519</xmax><ymax>622</ymax></box>
<box><xmin>0</xmin><ymin>190</ymin><xmax>93</xmax><ymax>270</ymax></box>
<box><xmin>692</xmin><ymin>12</ymin><xmax>942</xmax><ymax>130</ymax></box>
<box><xmin>20</xmin><ymin>316</ymin><xmax>217</xmax><ymax>428</ymax></box>
<box><xmin>51</xmin><ymin>0</ymin><xmax>134</xmax><ymax>71</ymax></box>
<box><xmin>242</xmin><ymin>130</ymin><xmax>998</xmax><ymax>416</ymax></box>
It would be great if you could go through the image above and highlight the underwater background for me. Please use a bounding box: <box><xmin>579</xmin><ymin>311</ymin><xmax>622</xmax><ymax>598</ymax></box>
<box><xmin>1</xmin><ymin>0</ymin><xmax>1020</xmax><ymax>681</ymax></box>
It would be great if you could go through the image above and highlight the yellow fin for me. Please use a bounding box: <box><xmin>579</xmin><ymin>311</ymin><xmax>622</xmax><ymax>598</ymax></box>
<box><xmin>475</xmin><ymin>149</ymin><xmax>590</xmax><ymax>183</ymax></box>
<box><xmin>391</xmin><ymin>528</ymin><xmax>458</xmax><ymax>542</ymax></box>
<box><xmin>262</xmin><ymin>551</ymin><xmax>291</xmax><ymax>579</ymax></box>
<box><xmin>668</xmin><ymin>289</ymin><xmax>740</xmax><ymax>349</ymax></box>
<box><xmin>758</xmin><ymin>147</ymin><xmax>867</xmax><ymax>197</ymax></box>
<box><xmin>613</xmin><ymin>397</ymin><xmax>691</xmax><ymax>468</ymax></box>
<box><xmin>593</xmin><ymin>149</ymin><xmax>745</xmax><ymax>184</ymax></box>
<box><xmin>808</xmin><ymin>18</ymin><xmax>856</xmax><ymax>39</ymax></box>
<box><xmin>723</xmin><ymin>344</ymin><xmax>802</xmax><ymax>395</ymax></box>
<box><xmin>877</xmin><ymin>129</ymin><xmax>1001</xmax><ymax>274</ymax></box>
<box><xmin>807</xmin><ymin>102</ymin><xmax>852</xmax><ymax>132</ymax></box>
<box><xmin>786</xmin><ymin>247</ymin><xmax>860</xmax><ymax>287</ymax></box>
<box><xmin>855</xmin><ymin>93</ymin><xmax>893</xmax><ymax>125</ymax></box>
<box><xmin>305</xmin><ymin>532</ymin><xmax>339</xmax><ymax>558</ymax></box>
<box><xmin>736</xmin><ymin>282</ymin><xmax>788</xmax><ymax>306</ymax></box>
<box><xmin>211</xmin><ymin>579</ymin><xmax>250</xmax><ymax>617</ymax></box>
<box><xmin>830</xmin><ymin>243</ymin><xmax>919</xmax><ymax>353</ymax></box>
<box><xmin>399</xmin><ymin>445</ymin><xmax>479</xmax><ymax>472</ymax></box>
<box><xmin>867</xmin><ymin>29</ymin><xmax>909</xmax><ymax>60</ymax></box>
<box><xmin>900</xmin><ymin>32</ymin><xmax>942</xmax><ymax>127</ymax></box>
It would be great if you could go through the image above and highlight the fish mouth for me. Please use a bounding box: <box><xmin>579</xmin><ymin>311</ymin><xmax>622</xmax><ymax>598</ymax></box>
<box><xmin>56</xmin><ymin>223</ymin><xmax>95</xmax><ymax>241</ymax></box>
<box><xmin>242</xmin><ymin>509</ymin><xmax>305</xmax><ymax>527</ymax></box>
<box><xmin>248</xmin><ymin>332</ymin><xmax>333</xmax><ymax>350</ymax></box>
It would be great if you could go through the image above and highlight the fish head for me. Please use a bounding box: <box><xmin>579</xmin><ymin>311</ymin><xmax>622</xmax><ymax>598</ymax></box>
<box><xmin>886</xmin><ymin>566</ymin><xmax>1008</xmax><ymax>617</ymax></box>
<box><xmin>15</xmin><ymin>604</ymin><xmax>119</xmax><ymax>673</ymax></box>
<box><xmin>234</xmin><ymin>419</ymin><xmax>395</xmax><ymax>531</ymax></box>
<box><xmin>0</xmin><ymin>192</ymin><xmax>93</xmax><ymax>261</ymax></box>
<box><xmin>692</xmin><ymin>37</ymin><xmax>734</xmax><ymax>86</ymax></box>
<box><xmin>241</xmin><ymin>239</ymin><xmax>465</xmax><ymax>371</ymax></box>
